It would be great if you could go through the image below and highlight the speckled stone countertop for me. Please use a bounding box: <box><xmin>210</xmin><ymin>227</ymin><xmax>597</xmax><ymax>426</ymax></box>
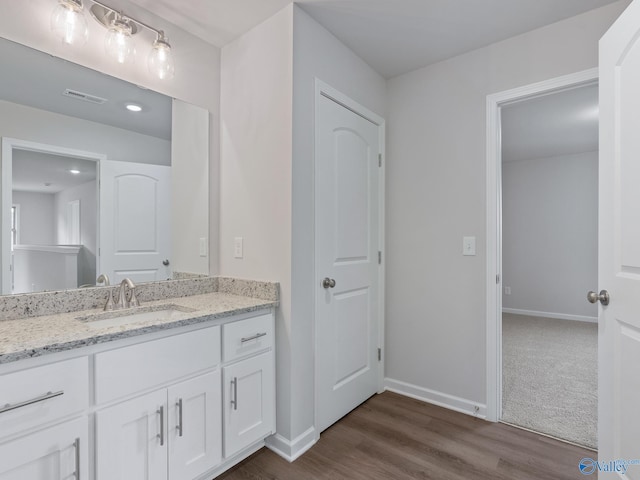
<box><xmin>0</xmin><ymin>291</ymin><xmax>276</xmax><ymax>365</ymax></box>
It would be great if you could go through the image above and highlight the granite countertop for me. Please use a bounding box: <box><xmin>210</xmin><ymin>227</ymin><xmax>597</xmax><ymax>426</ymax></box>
<box><xmin>0</xmin><ymin>292</ymin><xmax>276</xmax><ymax>364</ymax></box>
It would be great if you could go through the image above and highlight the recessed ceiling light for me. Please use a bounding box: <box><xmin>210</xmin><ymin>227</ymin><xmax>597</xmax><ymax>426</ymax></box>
<box><xmin>69</xmin><ymin>169</ymin><xmax>81</xmax><ymax>175</ymax></box>
<box><xmin>126</xmin><ymin>103</ymin><xmax>142</xmax><ymax>112</ymax></box>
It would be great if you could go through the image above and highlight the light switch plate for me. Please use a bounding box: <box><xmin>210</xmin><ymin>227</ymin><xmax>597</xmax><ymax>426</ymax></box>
<box><xmin>234</xmin><ymin>237</ymin><xmax>243</xmax><ymax>259</ymax></box>
<box><xmin>463</xmin><ymin>236</ymin><xmax>476</xmax><ymax>256</ymax></box>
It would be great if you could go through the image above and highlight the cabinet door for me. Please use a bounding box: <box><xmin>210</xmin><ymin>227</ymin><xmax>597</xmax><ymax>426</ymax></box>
<box><xmin>168</xmin><ymin>371</ymin><xmax>222</xmax><ymax>480</ymax></box>
<box><xmin>223</xmin><ymin>352</ymin><xmax>275</xmax><ymax>458</ymax></box>
<box><xmin>95</xmin><ymin>390</ymin><xmax>168</xmax><ymax>480</ymax></box>
<box><xmin>0</xmin><ymin>417</ymin><xmax>87</xmax><ymax>480</ymax></box>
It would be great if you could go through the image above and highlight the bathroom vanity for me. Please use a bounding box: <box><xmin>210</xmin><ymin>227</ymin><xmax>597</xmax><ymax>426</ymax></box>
<box><xmin>0</xmin><ymin>278</ymin><xmax>277</xmax><ymax>480</ymax></box>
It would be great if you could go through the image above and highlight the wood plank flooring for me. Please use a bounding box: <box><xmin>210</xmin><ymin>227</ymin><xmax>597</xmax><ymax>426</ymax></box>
<box><xmin>217</xmin><ymin>391</ymin><xmax>593</xmax><ymax>480</ymax></box>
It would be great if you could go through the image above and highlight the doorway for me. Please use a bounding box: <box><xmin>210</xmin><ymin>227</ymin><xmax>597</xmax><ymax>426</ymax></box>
<box><xmin>486</xmin><ymin>69</ymin><xmax>599</xmax><ymax>448</ymax></box>
<box><xmin>314</xmin><ymin>80</ymin><xmax>385</xmax><ymax>434</ymax></box>
<box><xmin>499</xmin><ymin>84</ymin><xmax>598</xmax><ymax>448</ymax></box>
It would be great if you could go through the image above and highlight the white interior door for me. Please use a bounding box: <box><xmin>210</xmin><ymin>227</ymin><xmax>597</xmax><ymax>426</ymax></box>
<box><xmin>99</xmin><ymin>160</ymin><xmax>171</xmax><ymax>284</ymax></box>
<box><xmin>315</xmin><ymin>89</ymin><xmax>382</xmax><ymax>433</ymax></box>
<box><xmin>599</xmin><ymin>1</ymin><xmax>640</xmax><ymax>475</ymax></box>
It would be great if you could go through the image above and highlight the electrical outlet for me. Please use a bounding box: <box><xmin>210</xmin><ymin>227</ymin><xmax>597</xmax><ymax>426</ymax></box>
<box><xmin>234</xmin><ymin>237</ymin><xmax>243</xmax><ymax>259</ymax></box>
<box><xmin>504</xmin><ymin>286</ymin><xmax>511</xmax><ymax>295</ymax></box>
<box><xmin>199</xmin><ymin>237</ymin><xmax>207</xmax><ymax>257</ymax></box>
<box><xmin>463</xmin><ymin>236</ymin><xmax>476</xmax><ymax>256</ymax></box>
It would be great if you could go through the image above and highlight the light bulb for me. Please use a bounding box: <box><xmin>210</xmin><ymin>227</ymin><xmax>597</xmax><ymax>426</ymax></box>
<box><xmin>51</xmin><ymin>0</ymin><xmax>88</xmax><ymax>46</ymax></box>
<box><xmin>105</xmin><ymin>17</ymin><xmax>134</xmax><ymax>64</ymax></box>
<box><xmin>148</xmin><ymin>34</ymin><xmax>175</xmax><ymax>80</ymax></box>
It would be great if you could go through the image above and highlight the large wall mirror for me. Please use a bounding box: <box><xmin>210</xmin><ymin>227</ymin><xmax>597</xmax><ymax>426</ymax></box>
<box><xmin>0</xmin><ymin>37</ymin><xmax>209</xmax><ymax>294</ymax></box>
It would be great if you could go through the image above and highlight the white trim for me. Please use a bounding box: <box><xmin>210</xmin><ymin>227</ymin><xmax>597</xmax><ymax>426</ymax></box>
<box><xmin>485</xmin><ymin>68</ymin><xmax>599</xmax><ymax>423</ymax></box>
<box><xmin>1</xmin><ymin>138</ymin><xmax>105</xmax><ymax>295</ymax></box>
<box><xmin>502</xmin><ymin>308</ymin><xmax>598</xmax><ymax>324</ymax></box>
<box><xmin>313</xmin><ymin>79</ymin><xmax>386</xmax><ymax>433</ymax></box>
<box><xmin>265</xmin><ymin>427</ymin><xmax>317</xmax><ymax>462</ymax></box>
<box><xmin>13</xmin><ymin>245</ymin><xmax>82</xmax><ymax>254</ymax></box>
<box><xmin>384</xmin><ymin>378</ymin><xmax>487</xmax><ymax>419</ymax></box>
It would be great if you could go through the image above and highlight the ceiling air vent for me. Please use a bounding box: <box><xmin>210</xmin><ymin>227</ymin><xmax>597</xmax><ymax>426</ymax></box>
<box><xmin>62</xmin><ymin>89</ymin><xmax>108</xmax><ymax>105</ymax></box>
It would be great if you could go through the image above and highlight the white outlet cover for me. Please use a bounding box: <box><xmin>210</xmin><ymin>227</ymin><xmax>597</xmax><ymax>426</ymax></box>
<box><xmin>463</xmin><ymin>236</ymin><xmax>476</xmax><ymax>256</ymax></box>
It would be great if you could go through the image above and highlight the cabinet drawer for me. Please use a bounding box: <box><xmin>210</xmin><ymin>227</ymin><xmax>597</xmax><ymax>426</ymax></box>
<box><xmin>0</xmin><ymin>357</ymin><xmax>89</xmax><ymax>439</ymax></box>
<box><xmin>223</xmin><ymin>313</ymin><xmax>273</xmax><ymax>363</ymax></box>
<box><xmin>95</xmin><ymin>326</ymin><xmax>220</xmax><ymax>404</ymax></box>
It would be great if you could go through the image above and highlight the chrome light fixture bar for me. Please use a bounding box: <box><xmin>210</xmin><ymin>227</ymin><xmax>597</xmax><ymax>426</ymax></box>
<box><xmin>50</xmin><ymin>0</ymin><xmax>175</xmax><ymax>80</ymax></box>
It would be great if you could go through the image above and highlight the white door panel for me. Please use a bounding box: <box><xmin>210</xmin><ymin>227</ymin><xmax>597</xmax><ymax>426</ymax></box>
<box><xmin>599</xmin><ymin>1</ymin><xmax>640</xmax><ymax>475</ymax></box>
<box><xmin>99</xmin><ymin>160</ymin><xmax>171</xmax><ymax>283</ymax></box>
<box><xmin>316</xmin><ymin>91</ymin><xmax>381</xmax><ymax>433</ymax></box>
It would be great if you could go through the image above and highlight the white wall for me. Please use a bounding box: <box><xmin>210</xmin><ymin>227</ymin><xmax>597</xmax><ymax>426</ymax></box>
<box><xmin>220</xmin><ymin>4</ymin><xmax>386</xmax><ymax>455</ymax></box>
<box><xmin>385</xmin><ymin>1</ymin><xmax>628</xmax><ymax>414</ymax></box>
<box><xmin>502</xmin><ymin>152</ymin><xmax>598</xmax><ymax>320</ymax></box>
<box><xmin>0</xmin><ymin>100</ymin><xmax>169</xmax><ymax>165</ymax></box>
<box><xmin>55</xmin><ymin>180</ymin><xmax>97</xmax><ymax>286</ymax></box>
<box><xmin>289</xmin><ymin>5</ymin><xmax>386</xmax><ymax>450</ymax></box>
<box><xmin>220</xmin><ymin>2</ymin><xmax>294</xmax><ymax>441</ymax></box>
<box><xmin>12</xmin><ymin>191</ymin><xmax>55</xmax><ymax>245</ymax></box>
<box><xmin>0</xmin><ymin>0</ymin><xmax>221</xmax><ymax>275</ymax></box>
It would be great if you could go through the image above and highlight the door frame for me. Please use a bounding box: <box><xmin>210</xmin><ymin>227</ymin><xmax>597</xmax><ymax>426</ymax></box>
<box><xmin>313</xmin><ymin>79</ymin><xmax>386</xmax><ymax>432</ymax></box>
<box><xmin>1</xmin><ymin>137</ymin><xmax>105</xmax><ymax>294</ymax></box>
<box><xmin>485</xmin><ymin>68</ymin><xmax>598</xmax><ymax>422</ymax></box>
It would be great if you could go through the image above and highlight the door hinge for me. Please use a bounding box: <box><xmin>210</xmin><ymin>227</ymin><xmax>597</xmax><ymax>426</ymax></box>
<box><xmin>496</xmin><ymin>274</ymin><xmax>500</xmax><ymax>284</ymax></box>
<box><xmin>377</xmin><ymin>348</ymin><xmax>382</xmax><ymax>362</ymax></box>
<box><xmin>378</xmin><ymin>251</ymin><xmax>382</xmax><ymax>264</ymax></box>
<box><xmin>378</xmin><ymin>153</ymin><xmax>382</xmax><ymax>167</ymax></box>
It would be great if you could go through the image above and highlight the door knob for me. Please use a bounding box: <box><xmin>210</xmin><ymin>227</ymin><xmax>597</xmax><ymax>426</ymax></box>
<box><xmin>322</xmin><ymin>277</ymin><xmax>336</xmax><ymax>289</ymax></box>
<box><xmin>162</xmin><ymin>259</ymin><xmax>170</xmax><ymax>266</ymax></box>
<box><xmin>587</xmin><ymin>290</ymin><xmax>609</xmax><ymax>306</ymax></box>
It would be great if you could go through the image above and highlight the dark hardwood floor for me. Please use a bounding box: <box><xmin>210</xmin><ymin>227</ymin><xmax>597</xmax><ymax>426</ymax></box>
<box><xmin>217</xmin><ymin>391</ymin><xmax>593</xmax><ymax>480</ymax></box>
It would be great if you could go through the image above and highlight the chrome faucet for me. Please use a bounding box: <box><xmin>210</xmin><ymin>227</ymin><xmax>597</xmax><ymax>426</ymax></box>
<box><xmin>104</xmin><ymin>278</ymin><xmax>140</xmax><ymax>311</ymax></box>
<box><xmin>96</xmin><ymin>274</ymin><xmax>110</xmax><ymax>286</ymax></box>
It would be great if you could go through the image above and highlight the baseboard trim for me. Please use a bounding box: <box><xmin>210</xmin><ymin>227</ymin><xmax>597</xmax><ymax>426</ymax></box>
<box><xmin>502</xmin><ymin>308</ymin><xmax>597</xmax><ymax>323</ymax></box>
<box><xmin>265</xmin><ymin>426</ymin><xmax>317</xmax><ymax>463</ymax></box>
<box><xmin>384</xmin><ymin>378</ymin><xmax>487</xmax><ymax>419</ymax></box>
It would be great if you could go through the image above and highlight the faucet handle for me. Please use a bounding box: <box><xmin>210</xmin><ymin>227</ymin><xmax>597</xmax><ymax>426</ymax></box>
<box><xmin>128</xmin><ymin>288</ymin><xmax>140</xmax><ymax>307</ymax></box>
<box><xmin>103</xmin><ymin>289</ymin><xmax>115</xmax><ymax>311</ymax></box>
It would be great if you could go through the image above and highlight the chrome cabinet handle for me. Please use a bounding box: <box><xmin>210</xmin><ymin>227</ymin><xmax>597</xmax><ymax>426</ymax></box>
<box><xmin>74</xmin><ymin>437</ymin><xmax>80</xmax><ymax>480</ymax></box>
<box><xmin>176</xmin><ymin>398</ymin><xmax>183</xmax><ymax>437</ymax></box>
<box><xmin>0</xmin><ymin>390</ymin><xmax>64</xmax><ymax>414</ymax></box>
<box><xmin>231</xmin><ymin>377</ymin><xmax>238</xmax><ymax>411</ymax></box>
<box><xmin>157</xmin><ymin>406</ymin><xmax>164</xmax><ymax>446</ymax></box>
<box><xmin>322</xmin><ymin>277</ymin><xmax>336</xmax><ymax>289</ymax></box>
<box><xmin>587</xmin><ymin>290</ymin><xmax>610</xmax><ymax>305</ymax></box>
<box><xmin>241</xmin><ymin>332</ymin><xmax>267</xmax><ymax>343</ymax></box>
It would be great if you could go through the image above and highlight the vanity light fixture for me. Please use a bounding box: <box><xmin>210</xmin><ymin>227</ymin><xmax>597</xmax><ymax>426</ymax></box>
<box><xmin>125</xmin><ymin>103</ymin><xmax>142</xmax><ymax>112</ymax></box>
<box><xmin>50</xmin><ymin>0</ymin><xmax>175</xmax><ymax>80</ymax></box>
<box><xmin>51</xmin><ymin>0</ymin><xmax>89</xmax><ymax>46</ymax></box>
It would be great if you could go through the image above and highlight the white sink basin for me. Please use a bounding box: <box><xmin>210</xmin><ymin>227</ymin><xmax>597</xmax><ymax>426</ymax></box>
<box><xmin>79</xmin><ymin>304</ymin><xmax>195</xmax><ymax>329</ymax></box>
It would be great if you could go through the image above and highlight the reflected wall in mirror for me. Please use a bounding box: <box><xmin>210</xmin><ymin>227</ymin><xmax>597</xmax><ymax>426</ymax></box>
<box><xmin>0</xmin><ymin>36</ymin><xmax>209</xmax><ymax>294</ymax></box>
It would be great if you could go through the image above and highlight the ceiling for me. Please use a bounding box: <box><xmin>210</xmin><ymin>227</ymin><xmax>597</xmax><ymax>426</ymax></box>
<box><xmin>127</xmin><ymin>0</ymin><xmax>620</xmax><ymax>78</ymax></box>
<box><xmin>501</xmin><ymin>83</ymin><xmax>599</xmax><ymax>163</ymax></box>
<box><xmin>13</xmin><ymin>150</ymin><xmax>97</xmax><ymax>194</ymax></box>
<box><xmin>0</xmin><ymin>38</ymin><xmax>171</xmax><ymax>140</ymax></box>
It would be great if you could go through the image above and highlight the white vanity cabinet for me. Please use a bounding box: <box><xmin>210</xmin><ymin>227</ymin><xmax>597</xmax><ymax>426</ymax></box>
<box><xmin>95</xmin><ymin>327</ymin><xmax>222</xmax><ymax>480</ymax></box>
<box><xmin>222</xmin><ymin>313</ymin><xmax>275</xmax><ymax>458</ymax></box>
<box><xmin>0</xmin><ymin>357</ymin><xmax>90</xmax><ymax>480</ymax></box>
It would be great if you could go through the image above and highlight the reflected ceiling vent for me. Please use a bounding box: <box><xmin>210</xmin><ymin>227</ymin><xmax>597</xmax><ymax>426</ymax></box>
<box><xmin>62</xmin><ymin>88</ymin><xmax>108</xmax><ymax>105</ymax></box>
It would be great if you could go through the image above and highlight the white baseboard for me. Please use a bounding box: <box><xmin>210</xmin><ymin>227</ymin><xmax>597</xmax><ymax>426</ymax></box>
<box><xmin>384</xmin><ymin>378</ymin><xmax>487</xmax><ymax>419</ymax></box>
<box><xmin>265</xmin><ymin>426</ymin><xmax>317</xmax><ymax>462</ymax></box>
<box><xmin>502</xmin><ymin>308</ymin><xmax>597</xmax><ymax>323</ymax></box>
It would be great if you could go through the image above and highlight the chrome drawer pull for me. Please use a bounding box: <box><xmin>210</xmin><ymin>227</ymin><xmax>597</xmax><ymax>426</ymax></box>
<box><xmin>74</xmin><ymin>437</ymin><xmax>80</xmax><ymax>480</ymax></box>
<box><xmin>231</xmin><ymin>377</ymin><xmax>238</xmax><ymax>411</ymax></box>
<box><xmin>0</xmin><ymin>390</ymin><xmax>64</xmax><ymax>414</ymax></box>
<box><xmin>176</xmin><ymin>398</ymin><xmax>183</xmax><ymax>437</ymax></box>
<box><xmin>157</xmin><ymin>406</ymin><xmax>165</xmax><ymax>446</ymax></box>
<box><xmin>240</xmin><ymin>332</ymin><xmax>267</xmax><ymax>343</ymax></box>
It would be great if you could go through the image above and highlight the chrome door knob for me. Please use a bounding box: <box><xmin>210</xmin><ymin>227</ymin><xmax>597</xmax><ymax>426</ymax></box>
<box><xmin>322</xmin><ymin>277</ymin><xmax>336</xmax><ymax>289</ymax></box>
<box><xmin>162</xmin><ymin>259</ymin><xmax>170</xmax><ymax>266</ymax></box>
<box><xmin>587</xmin><ymin>289</ymin><xmax>610</xmax><ymax>305</ymax></box>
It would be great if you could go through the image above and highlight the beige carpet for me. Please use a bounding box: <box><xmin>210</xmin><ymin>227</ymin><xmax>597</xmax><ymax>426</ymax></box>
<box><xmin>501</xmin><ymin>313</ymin><xmax>597</xmax><ymax>449</ymax></box>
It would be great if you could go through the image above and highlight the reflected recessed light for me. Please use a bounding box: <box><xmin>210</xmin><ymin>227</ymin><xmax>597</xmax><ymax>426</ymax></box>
<box><xmin>69</xmin><ymin>169</ymin><xmax>81</xmax><ymax>175</ymax></box>
<box><xmin>126</xmin><ymin>103</ymin><xmax>142</xmax><ymax>112</ymax></box>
